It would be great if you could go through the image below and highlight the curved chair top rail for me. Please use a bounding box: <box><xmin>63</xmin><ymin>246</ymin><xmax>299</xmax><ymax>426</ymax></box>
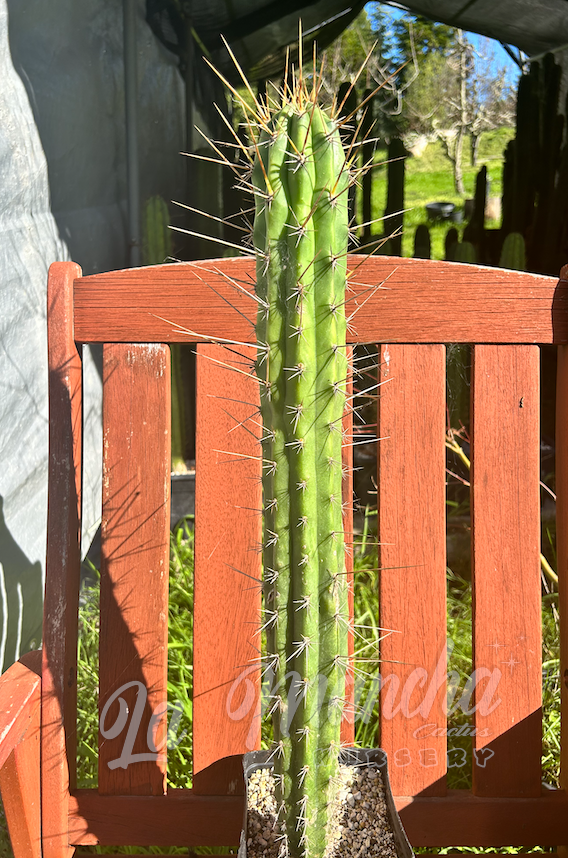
<box><xmin>71</xmin><ymin>255</ymin><xmax>568</xmax><ymax>345</ymax></box>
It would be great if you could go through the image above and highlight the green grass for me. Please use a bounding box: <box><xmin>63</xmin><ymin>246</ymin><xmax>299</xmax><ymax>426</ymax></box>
<box><xmin>352</xmin><ymin>520</ymin><xmax>561</xmax><ymax>794</ymax></box>
<box><xmin>73</xmin><ymin>495</ymin><xmax>560</xmax><ymax>799</ymax></box>
<box><xmin>76</xmin><ymin>522</ymin><xmax>195</xmax><ymax>791</ymax></box>
<box><xmin>364</xmin><ymin>127</ymin><xmax>515</xmax><ymax>259</ymax></box>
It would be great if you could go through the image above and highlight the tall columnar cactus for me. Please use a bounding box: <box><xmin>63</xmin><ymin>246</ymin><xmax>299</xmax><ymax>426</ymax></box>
<box><xmin>499</xmin><ymin>232</ymin><xmax>526</xmax><ymax>271</ymax></box>
<box><xmin>252</xmin><ymin>80</ymin><xmax>350</xmax><ymax>858</ymax></box>
<box><xmin>453</xmin><ymin>240</ymin><xmax>477</xmax><ymax>264</ymax></box>
<box><xmin>444</xmin><ymin>226</ymin><xmax>459</xmax><ymax>262</ymax></box>
<box><xmin>142</xmin><ymin>195</ymin><xmax>172</xmax><ymax>266</ymax></box>
<box><xmin>142</xmin><ymin>196</ymin><xmax>188</xmax><ymax>471</ymax></box>
<box><xmin>383</xmin><ymin>138</ymin><xmax>406</xmax><ymax>257</ymax></box>
<box><xmin>413</xmin><ymin>224</ymin><xmax>431</xmax><ymax>259</ymax></box>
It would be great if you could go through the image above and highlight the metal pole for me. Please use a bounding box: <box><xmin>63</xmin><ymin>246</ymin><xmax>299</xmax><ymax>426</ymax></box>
<box><xmin>123</xmin><ymin>0</ymin><xmax>141</xmax><ymax>267</ymax></box>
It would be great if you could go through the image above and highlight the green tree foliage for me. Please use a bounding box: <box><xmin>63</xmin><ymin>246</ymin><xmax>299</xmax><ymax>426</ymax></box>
<box><xmin>319</xmin><ymin>7</ymin><xmax>392</xmax><ymax>102</ymax></box>
<box><xmin>401</xmin><ymin>51</ymin><xmax>456</xmax><ymax>134</ymax></box>
<box><xmin>391</xmin><ymin>12</ymin><xmax>456</xmax><ymax>66</ymax></box>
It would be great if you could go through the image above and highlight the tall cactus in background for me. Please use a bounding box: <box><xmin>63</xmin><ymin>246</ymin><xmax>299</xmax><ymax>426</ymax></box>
<box><xmin>499</xmin><ymin>232</ymin><xmax>526</xmax><ymax>270</ymax></box>
<box><xmin>453</xmin><ymin>240</ymin><xmax>477</xmax><ymax>264</ymax></box>
<box><xmin>142</xmin><ymin>195</ymin><xmax>172</xmax><ymax>266</ymax></box>
<box><xmin>413</xmin><ymin>224</ymin><xmax>431</xmax><ymax>259</ymax></box>
<box><xmin>383</xmin><ymin>138</ymin><xmax>406</xmax><ymax>257</ymax></box>
<box><xmin>250</xmin><ymin>71</ymin><xmax>350</xmax><ymax>858</ymax></box>
<box><xmin>142</xmin><ymin>196</ymin><xmax>187</xmax><ymax>472</ymax></box>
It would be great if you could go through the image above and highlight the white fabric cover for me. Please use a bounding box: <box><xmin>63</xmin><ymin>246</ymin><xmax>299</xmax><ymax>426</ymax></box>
<box><xmin>0</xmin><ymin>0</ymin><xmax>185</xmax><ymax>670</ymax></box>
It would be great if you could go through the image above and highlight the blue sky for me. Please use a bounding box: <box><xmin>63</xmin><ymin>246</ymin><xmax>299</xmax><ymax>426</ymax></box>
<box><xmin>366</xmin><ymin>2</ymin><xmax>521</xmax><ymax>86</ymax></box>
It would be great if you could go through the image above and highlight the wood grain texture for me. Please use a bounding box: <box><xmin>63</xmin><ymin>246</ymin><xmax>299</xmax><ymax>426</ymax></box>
<box><xmin>341</xmin><ymin>348</ymin><xmax>355</xmax><ymax>745</ymax></box>
<box><xmin>192</xmin><ymin>344</ymin><xmax>262</xmax><ymax>789</ymax></box>
<box><xmin>44</xmin><ymin>260</ymin><xmax>83</xmax><ymax>858</ymax></box>
<box><xmin>471</xmin><ymin>346</ymin><xmax>542</xmax><ymax>797</ymax></box>
<box><xmin>396</xmin><ymin>789</ymin><xmax>568</xmax><ymax>846</ymax></box>
<box><xmin>98</xmin><ymin>344</ymin><xmax>170</xmax><ymax>796</ymax></box>
<box><xmin>377</xmin><ymin>345</ymin><xmax>447</xmax><ymax>797</ymax></box>
<box><xmin>67</xmin><ymin>788</ymin><xmax>568</xmax><ymax>847</ymax></box>
<box><xmin>0</xmin><ymin>703</ymin><xmax>41</xmax><ymax>858</ymax></box>
<box><xmin>0</xmin><ymin>651</ymin><xmax>41</xmax><ymax>770</ymax></box>
<box><xmin>72</xmin><ymin>257</ymin><xmax>568</xmax><ymax>345</ymax></box>
<box><xmin>41</xmin><ymin>257</ymin><xmax>567</xmax><ymax>848</ymax></box>
<box><xmin>68</xmin><ymin>789</ymin><xmax>244</xmax><ymax>846</ymax></box>
<box><xmin>556</xmin><ymin>345</ymin><xmax>568</xmax><ymax>795</ymax></box>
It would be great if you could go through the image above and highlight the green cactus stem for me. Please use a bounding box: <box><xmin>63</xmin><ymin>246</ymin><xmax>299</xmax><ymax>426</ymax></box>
<box><xmin>251</xmin><ymin>80</ymin><xmax>350</xmax><ymax>858</ymax></box>
<box><xmin>463</xmin><ymin>165</ymin><xmax>486</xmax><ymax>256</ymax></box>
<box><xmin>361</xmin><ymin>88</ymin><xmax>376</xmax><ymax>244</ymax></box>
<box><xmin>499</xmin><ymin>232</ymin><xmax>526</xmax><ymax>270</ymax></box>
<box><xmin>413</xmin><ymin>224</ymin><xmax>431</xmax><ymax>259</ymax></box>
<box><xmin>448</xmin><ymin>235</ymin><xmax>474</xmax><ymax>426</ymax></box>
<box><xmin>383</xmin><ymin>138</ymin><xmax>406</xmax><ymax>257</ymax></box>
<box><xmin>453</xmin><ymin>240</ymin><xmax>477</xmax><ymax>264</ymax></box>
<box><xmin>142</xmin><ymin>195</ymin><xmax>172</xmax><ymax>266</ymax></box>
<box><xmin>142</xmin><ymin>196</ymin><xmax>188</xmax><ymax>472</ymax></box>
<box><xmin>444</xmin><ymin>227</ymin><xmax>459</xmax><ymax>261</ymax></box>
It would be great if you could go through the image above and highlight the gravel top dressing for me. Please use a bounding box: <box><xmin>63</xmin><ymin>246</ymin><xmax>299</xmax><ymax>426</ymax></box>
<box><xmin>245</xmin><ymin>765</ymin><xmax>399</xmax><ymax>858</ymax></box>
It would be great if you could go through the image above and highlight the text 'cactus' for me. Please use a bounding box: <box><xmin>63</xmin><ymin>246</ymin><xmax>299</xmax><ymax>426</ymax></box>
<box><xmin>252</xmin><ymin>77</ymin><xmax>351</xmax><ymax>858</ymax></box>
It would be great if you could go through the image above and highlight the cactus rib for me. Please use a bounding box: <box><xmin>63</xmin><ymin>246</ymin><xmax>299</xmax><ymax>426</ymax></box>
<box><xmin>253</xmin><ymin>85</ymin><xmax>350</xmax><ymax>858</ymax></box>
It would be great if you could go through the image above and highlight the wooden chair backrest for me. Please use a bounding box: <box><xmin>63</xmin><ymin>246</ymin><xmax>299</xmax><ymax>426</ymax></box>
<box><xmin>43</xmin><ymin>258</ymin><xmax>568</xmax><ymax>856</ymax></box>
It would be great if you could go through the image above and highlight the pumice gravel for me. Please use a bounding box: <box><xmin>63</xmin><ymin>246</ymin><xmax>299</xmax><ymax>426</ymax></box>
<box><xmin>246</xmin><ymin>765</ymin><xmax>399</xmax><ymax>858</ymax></box>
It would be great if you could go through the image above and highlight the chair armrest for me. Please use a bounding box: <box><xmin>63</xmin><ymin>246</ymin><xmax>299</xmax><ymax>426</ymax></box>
<box><xmin>0</xmin><ymin>650</ymin><xmax>41</xmax><ymax>769</ymax></box>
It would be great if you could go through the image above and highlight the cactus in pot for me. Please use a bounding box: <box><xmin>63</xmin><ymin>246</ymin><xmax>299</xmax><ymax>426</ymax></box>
<box><xmin>184</xmin><ymin>45</ymin><xmax>410</xmax><ymax>858</ymax></box>
<box><xmin>252</xmin><ymin>79</ymin><xmax>350</xmax><ymax>858</ymax></box>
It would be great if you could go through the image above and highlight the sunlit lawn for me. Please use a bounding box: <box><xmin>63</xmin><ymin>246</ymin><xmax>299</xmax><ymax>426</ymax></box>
<box><xmin>365</xmin><ymin>127</ymin><xmax>515</xmax><ymax>259</ymax></box>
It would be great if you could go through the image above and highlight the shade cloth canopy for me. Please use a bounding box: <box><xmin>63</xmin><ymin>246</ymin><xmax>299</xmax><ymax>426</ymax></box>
<box><xmin>147</xmin><ymin>0</ymin><xmax>568</xmax><ymax>86</ymax></box>
<box><xmin>387</xmin><ymin>0</ymin><xmax>568</xmax><ymax>59</ymax></box>
<box><xmin>147</xmin><ymin>0</ymin><xmax>367</xmax><ymax>84</ymax></box>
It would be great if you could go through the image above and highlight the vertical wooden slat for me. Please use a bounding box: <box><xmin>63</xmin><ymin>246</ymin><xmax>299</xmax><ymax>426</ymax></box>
<box><xmin>43</xmin><ymin>261</ymin><xmax>83</xmax><ymax>858</ymax></box>
<box><xmin>558</xmin><ymin>345</ymin><xmax>568</xmax><ymax>797</ymax></box>
<box><xmin>0</xmin><ymin>716</ymin><xmax>41</xmax><ymax>858</ymax></box>
<box><xmin>193</xmin><ymin>344</ymin><xmax>262</xmax><ymax>791</ymax></box>
<box><xmin>471</xmin><ymin>345</ymin><xmax>541</xmax><ymax>796</ymax></box>
<box><xmin>378</xmin><ymin>344</ymin><xmax>447</xmax><ymax>797</ymax></box>
<box><xmin>98</xmin><ymin>344</ymin><xmax>170</xmax><ymax>796</ymax></box>
<box><xmin>341</xmin><ymin>348</ymin><xmax>354</xmax><ymax>746</ymax></box>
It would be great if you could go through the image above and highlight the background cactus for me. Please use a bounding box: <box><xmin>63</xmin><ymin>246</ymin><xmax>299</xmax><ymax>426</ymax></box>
<box><xmin>413</xmin><ymin>224</ymin><xmax>431</xmax><ymax>259</ymax></box>
<box><xmin>250</xmin><ymin>73</ymin><xmax>350</xmax><ymax>858</ymax></box>
<box><xmin>462</xmin><ymin>164</ymin><xmax>486</xmax><ymax>258</ymax></box>
<box><xmin>444</xmin><ymin>226</ymin><xmax>459</xmax><ymax>261</ymax></box>
<box><xmin>500</xmin><ymin>52</ymin><xmax>568</xmax><ymax>274</ymax></box>
<box><xmin>453</xmin><ymin>240</ymin><xmax>477</xmax><ymax>264</ymax></box>
<box><xmin>142</xmin><ymin>196</ymin><xmax>189</xmax><ymax>472</ymax></box>
<box><xmin>499</xmin><ymin>232</ymin><xmax>526</xmax><ymax>270</ymax></box>
<box><xmin>383</xmin><ymin>138</ymin><xmax>406</xmax><ymax>256</ymax></box>
<box><xmin>142</xmin><ymin>195</ymin><xmax>172</xmax><ymax>266</ymax></box>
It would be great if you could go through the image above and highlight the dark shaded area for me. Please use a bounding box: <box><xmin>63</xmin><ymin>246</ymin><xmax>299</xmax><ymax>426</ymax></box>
<box><xmin>0</xmin><ymin>495</ymin><xmax>43</xmax><ymax>672</ymax></box>
<box><xmin>146</xmin><ymin>0</ymin><xmax>367</xmax><ymax>84</ymax></box>
<box><xmin>193</xmin><ymin>753</ymin><xmax>245</xmax><ymax>795</ymax></box>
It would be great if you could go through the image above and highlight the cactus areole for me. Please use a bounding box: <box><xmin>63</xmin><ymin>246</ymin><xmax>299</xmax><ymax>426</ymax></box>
<box><xmin>252</xmin><ymin>84</ymin><xmax>350</xmax><ymax>858</ymax></box>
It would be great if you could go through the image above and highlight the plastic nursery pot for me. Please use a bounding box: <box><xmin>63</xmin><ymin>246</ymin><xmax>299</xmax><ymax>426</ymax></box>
<box><xmin>425</xmin><ymin>201</ymin><xmax>455</xmax><ymax>221</ymax></box>
<box><xmin>239</xmin><ymin>748</ymin><xmax>414</xmax><ymax>858</ymax></box>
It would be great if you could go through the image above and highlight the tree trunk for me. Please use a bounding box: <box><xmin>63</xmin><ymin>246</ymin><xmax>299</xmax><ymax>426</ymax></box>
<box><xmin>453</xmin><ymin>127</ymin><xmax>465</xmax><ymax>194</ymax></box>
<box><xmin>470</xmin><ymin>133</ymin><xmax>480</xmax><ymax>166</ymax></box>
<box><xmin>438</xmin><ymin>131</ymin><xmax>465</xmax><ymax>196</ymax></box>
<box><xmin>454</xmin><ymin>30</ymin><xmax>467</xmax><ymax>194</ymax></box>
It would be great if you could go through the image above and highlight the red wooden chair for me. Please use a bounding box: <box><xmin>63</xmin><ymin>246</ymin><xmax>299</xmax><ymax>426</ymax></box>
<box><xmin>0</xmin><ymin>256</ymin><xmax>567</xmax><ymax>857</ymax></box>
